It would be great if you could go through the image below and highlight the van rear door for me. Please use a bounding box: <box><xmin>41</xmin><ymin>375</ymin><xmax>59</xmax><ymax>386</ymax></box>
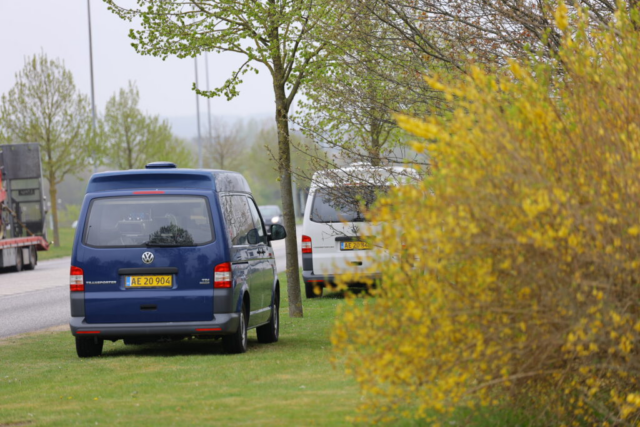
<box><xmin>78</xmin><ymin>193</ymin><xmax>221</xmax><ymax>324</ymax></box>
<box><xmin>307</xmin><ymin>187</ymin><xmax>383</xmax><ymax>275</ymax></box>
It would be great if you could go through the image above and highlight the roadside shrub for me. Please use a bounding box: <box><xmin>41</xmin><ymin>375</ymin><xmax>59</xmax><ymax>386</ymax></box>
<box><xmin>332</xmin><ymin>5</ymin><xmax>640</xmax><ymax>425</ymax></box>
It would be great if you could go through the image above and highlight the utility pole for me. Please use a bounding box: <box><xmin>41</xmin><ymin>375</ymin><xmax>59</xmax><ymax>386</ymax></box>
<box><xmin>87</xmin><ymin>0</ymin><xmax>98</xmax><ymax>173</ymax></box>
<box><xmin>194</xmin><ymin>57</ymin><xmax>203</xmax><ymax>169</ymax></box>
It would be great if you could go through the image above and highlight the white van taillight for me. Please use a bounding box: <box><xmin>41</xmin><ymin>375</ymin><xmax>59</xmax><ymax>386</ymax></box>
<box><xmin>70</xmin><ymin>266</ymin><xmax>85</xmax><ymax>292</ymax></box>
<box><xmin>214</xmin><ymin>263</ymin><xmax>232</xmax><ymax>288</ymax></box>
<box><xmin>301</xmin><ymin>235</ymin><xmax>312</xmax><ymax>254</ymax></box>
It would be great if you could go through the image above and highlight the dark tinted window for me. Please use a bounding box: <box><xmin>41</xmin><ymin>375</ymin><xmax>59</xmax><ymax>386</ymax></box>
<box><xmin>221</xmin><ymin>195</ymin><xmax>255</xmax><ymax>246</ymax></box>
<box><xmin>84</xmin><ymin>196</ymin><xmax>214</xmax><ymax>247</ymax></box>
<box><xmin>310</xmin><ymin>186</ymin><xmax>387</xmax><ymax>223</ymax></box>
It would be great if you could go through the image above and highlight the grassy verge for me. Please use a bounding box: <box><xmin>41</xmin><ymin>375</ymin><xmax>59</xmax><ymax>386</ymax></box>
<box><xmin>38</xmin><ymin>228</ymin><xmax>75</xmax><ymax>261</ymax></box>
<box><xmin>0</xmin><ymin>273</ymin><xmax>359</xmax><ymax>426</ymax></box>
<box><xmin>0</xmin><ymin>271</ymin><xmax>525</xmax><ymax>426</ymax></box>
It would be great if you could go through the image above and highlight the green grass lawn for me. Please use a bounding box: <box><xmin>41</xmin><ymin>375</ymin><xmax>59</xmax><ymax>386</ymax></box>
<box><xmin>0</xmin><ymin>274</ymin><xmax>360</xmax><ymax>426</ymax></box>
<box><xmin>0</xmin><ymin>267</ymin><xmax>528</xmax><ymax>426</ymax></box>
<box><xmin>38</xmin><ymin>228</ymin><xmax>75</xmax><ymax>261</ymax></box>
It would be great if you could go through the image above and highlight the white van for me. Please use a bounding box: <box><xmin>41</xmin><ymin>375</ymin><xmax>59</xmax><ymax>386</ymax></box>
<box><xmin>300</xmin><ymin>164</ymin><xmax>418</xmax><ymax>298</ymax></box>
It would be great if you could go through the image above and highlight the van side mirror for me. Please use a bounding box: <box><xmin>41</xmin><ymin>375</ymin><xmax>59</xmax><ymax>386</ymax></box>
<box><xmin>269</xmin><ymin>224</ymin><xmax>286</xmax><ymax>241</ymax></box>
<box><xmin>247</xmin><ymin>228</ymin><xmax>260</xmax><ymax>245</ymax></box>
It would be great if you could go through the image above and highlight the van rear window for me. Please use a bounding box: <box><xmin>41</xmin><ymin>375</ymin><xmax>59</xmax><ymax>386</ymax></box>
<box><xmin>310</xmin><ymin>186</ymin><xmax>387</xmax><ymax>223</ymax></box>
<box><xmin>83</xmin><ymin>196</ymin><xmax>214</xmax><ymax>248</ymax></box>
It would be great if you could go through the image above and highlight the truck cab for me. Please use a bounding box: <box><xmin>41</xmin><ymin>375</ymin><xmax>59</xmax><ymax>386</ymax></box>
<box><xmin>0</xmin><ymin>143</ymin><xmax>49</xmax><ymax>271</ymax></box>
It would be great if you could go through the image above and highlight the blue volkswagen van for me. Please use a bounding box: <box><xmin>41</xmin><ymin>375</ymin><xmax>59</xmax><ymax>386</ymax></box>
<box><xmin>69</xmin><ymin>162</ymin><xmax>285</xmax><ymax>357</ymax></box>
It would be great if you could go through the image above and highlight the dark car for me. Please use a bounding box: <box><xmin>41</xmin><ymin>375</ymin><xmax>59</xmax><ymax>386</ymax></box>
<box><xmin>69</xmin><ymin>162</ymin><xmax>286</xmax><ymax>357</ymax></box>
<box><xmin>258</xmin><ymin>205</ymin><xmax>283</xmax><ymax>227</ymax></box>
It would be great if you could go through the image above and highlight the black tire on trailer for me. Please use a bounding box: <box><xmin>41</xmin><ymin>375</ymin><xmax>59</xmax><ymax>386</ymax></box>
<box><xmin>24</xmin><ymin>246</ymin><xmax>37</xmax><ymax>271</ymax></box>
<box><xmin>75</xmin><ymin>336</ymin><xmax>104</xmax><ymax>358</ymax></box>
<box><xmin>305</xmin><ymin>281</ymin><xmax>322</xmax><ymax>299</ymax></box>
<box><xmin>256</xmin><ymin>289</ymin><xmax>279</xmax><ymax>344</ymax></box>
<box><xmin>222</xmin><ymin>301</ymin><xmax>248</xmax><ymax>354</ymax></box>
<box><xmin>13</xmin><ymin>249</ymin><xmax>23</xmax><ymax>272</ymax></box>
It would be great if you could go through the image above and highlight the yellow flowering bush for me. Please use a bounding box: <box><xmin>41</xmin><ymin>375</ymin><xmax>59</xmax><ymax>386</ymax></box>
<box><xmin>332</xmin><ymin>5</ymin><xmax>640</xmax><ymax>425</ymax></box>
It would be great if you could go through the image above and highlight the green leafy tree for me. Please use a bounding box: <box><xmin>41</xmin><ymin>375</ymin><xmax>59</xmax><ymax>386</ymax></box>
<box><xmin>297</xmin><ymin>3</ymin><xmax>429</xmax><ymax>168</ymax></box>
<box><xmin>104</xmin><ymin>0</ymin><xmax>340</xmax><ymax>317</ymax></box>
<box><xmin>0</xmin><ymin>53</ymin><xmax>97</xmax><ymax>247</ymax></box>
<box><xmin>362</xmin><ymin>0</ymin><xmax>637</xmax><ymax>75</ymax></box>
<box><xmin>104</xmin><ymin>81</ymin><xmax>194</xmax><ymax>169</ymax></box>
<box><xmin>242</xmin><ymin>124</ymin><xmax>322</xmax><ymax>208</ymax></box>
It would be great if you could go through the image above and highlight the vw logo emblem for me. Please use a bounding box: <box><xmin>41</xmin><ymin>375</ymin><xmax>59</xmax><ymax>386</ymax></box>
<box><xmin>141</xmin><ymin>252</ymin><xmax>154</xmax><ymax>264</ymax></box>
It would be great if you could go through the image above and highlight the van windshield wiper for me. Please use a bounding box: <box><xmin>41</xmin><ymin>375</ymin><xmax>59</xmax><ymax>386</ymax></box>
<box><xmin>143</xmin><ymin>241</ymin><xmax>196</xmax><ymax>247</ymax></box>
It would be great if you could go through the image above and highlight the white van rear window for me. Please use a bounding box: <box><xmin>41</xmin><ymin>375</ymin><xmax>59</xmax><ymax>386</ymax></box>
<box><xmin>83</xmin><ymin>195</ymin><xmax>214</xmax><ymax>247</ymax></box>
<box><xmin>310</xmin><ymin>186</ymin><xmax>386</xmax><ymax>223</ymax></box>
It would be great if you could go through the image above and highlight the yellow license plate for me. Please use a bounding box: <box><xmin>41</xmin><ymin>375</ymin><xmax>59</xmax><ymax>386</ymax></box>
<box><xmin>340</xmin><ymin>241</ymin><xmax>372</xmax><ymax>251</ymax></box>
<box><xmin>125</xmin><ymin>275</ymin><xmax>173</xmax><ymax>288</ymax></box>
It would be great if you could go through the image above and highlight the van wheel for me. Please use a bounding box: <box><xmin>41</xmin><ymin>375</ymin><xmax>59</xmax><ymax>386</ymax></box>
<box><xmin>75</xmin><ymin>336</ymin><xmax>104</xmax><ymax>358</ymax></box>
<box><xmin>257</xmin><ymin>291</ymin><xmax>279</xmax><ymax>343</ymax></box>
<box><xmin>223</xmin><ymin>302</ymin><xmax>248</xmax><ymax>354</ymax></box>
<box><xmin>305</xmin><ymin>282</ymin><xmax>322</xmax><ymax>299</ymax></box>
<box><xmin>24</xmin><ymin>247</ymin><xmax>37</xmax><ymax>271</ymax></box>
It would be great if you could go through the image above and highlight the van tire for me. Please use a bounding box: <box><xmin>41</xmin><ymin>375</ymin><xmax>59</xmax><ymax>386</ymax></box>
<box><xmin>305</xmin><ymin>282</ymin><xmax>322</xmax><ymax>299</ymax></box>
<box><xmin>75</xmin><ymin>336</ymin><xmax>104</xmax><ymax>358</ymax></box>
<box><xmin>257</xmin><ymin>290</ymin><xmax>279</xmax><ymax>344</ymax></box>
<box><xmin>223</xmin><ymin>301</ymin><xmax>248</xmax><ymax>354</ymax></box>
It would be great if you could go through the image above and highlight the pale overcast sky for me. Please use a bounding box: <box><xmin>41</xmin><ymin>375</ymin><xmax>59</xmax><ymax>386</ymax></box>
<box><xmin>0</xmin><ymin>1</ymin><xmax>275</xmax><ymax>137</ymax></box>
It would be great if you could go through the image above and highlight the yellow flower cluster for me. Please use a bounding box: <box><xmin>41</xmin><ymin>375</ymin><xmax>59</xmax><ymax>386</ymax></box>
<box><xmin>331</xmin><ymin>5</ymin><xmax>640</xmax><ymax>425</ymax></box>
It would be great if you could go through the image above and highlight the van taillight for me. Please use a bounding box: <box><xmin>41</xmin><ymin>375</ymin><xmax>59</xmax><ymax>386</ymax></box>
<box><xmin>70</xmin><ymin>266</ymin><xmax>84</xmax><ymax>292</ymax></box>
<box><xmin>214</xmin><ymin>263</ymin><xmax>232</xmax><ymax>288</ymax></box>
<box><xmin>301</xmin><ymin>235</ymin><xmax>312</xmax><ymax>254</ymax></box>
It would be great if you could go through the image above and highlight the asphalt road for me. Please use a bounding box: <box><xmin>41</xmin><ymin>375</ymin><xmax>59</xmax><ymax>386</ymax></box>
<box><xmin>0</xmin><ymin>226</ymin><xmax>302</xmax><ymax>339</ymax></box>
<box><xmin>0</xmin><ymin>257</ymin><xmax>70</xmax><ymax>339</ymax></box>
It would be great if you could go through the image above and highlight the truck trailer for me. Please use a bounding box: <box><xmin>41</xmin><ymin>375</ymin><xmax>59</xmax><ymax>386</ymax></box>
<box><xmin>0</xmin><ymin>143</ymin><xmax>49</xmax><ymax>271</ymax></box>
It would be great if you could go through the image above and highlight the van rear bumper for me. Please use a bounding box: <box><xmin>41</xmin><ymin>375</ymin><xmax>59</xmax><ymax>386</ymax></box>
<box><xmin>69</xmin><ymin>313</ymin><xmax>240</xmax><ymax>338</ymax></box>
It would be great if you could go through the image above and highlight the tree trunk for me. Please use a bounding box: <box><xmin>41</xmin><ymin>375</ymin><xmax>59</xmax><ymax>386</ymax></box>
<box><xmin>369</xmin><ymin>130</ymin><xmax>382</xmax><ymax>166</ymax></box>
<box><xmin>49</xmin><ymin>177</ymin><xmax>60</xmax><ymax>248</ymax></box>
<box><xmin>273</xmin><ymin>79</ymin><xmax>303</xmax><ymax>318</ymax></box>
